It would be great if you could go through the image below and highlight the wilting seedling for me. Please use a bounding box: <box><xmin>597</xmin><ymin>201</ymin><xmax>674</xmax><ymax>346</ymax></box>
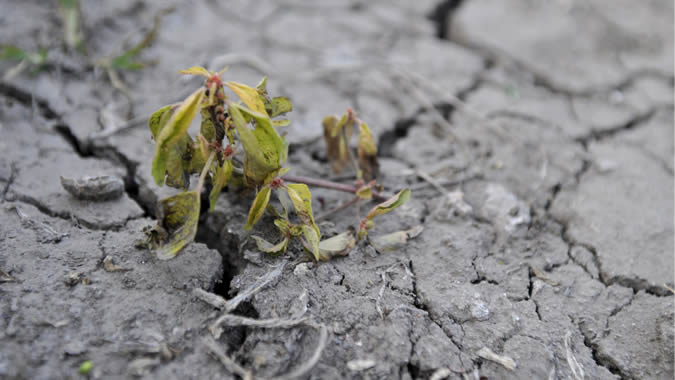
<box><xmin>145</xmin><ymin>68</ymin><xmax>411</xmax><ymax>261</ymax></box>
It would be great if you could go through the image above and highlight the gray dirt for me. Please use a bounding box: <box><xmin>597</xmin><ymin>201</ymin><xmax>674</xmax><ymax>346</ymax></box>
<box><xmin>0</xmin><ymin>0</ymin><xmax>672</xmax><ymax>379</ymax></box>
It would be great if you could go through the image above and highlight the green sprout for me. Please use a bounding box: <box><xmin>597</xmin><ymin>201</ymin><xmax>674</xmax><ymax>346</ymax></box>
<box><xmin>145</xmin><ymin>68</ymin><xmax>411</xmax><ymax>261</ymax></box>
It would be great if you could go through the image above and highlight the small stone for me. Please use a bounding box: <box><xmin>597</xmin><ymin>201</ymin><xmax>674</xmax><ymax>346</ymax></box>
<box><xmin>471</xmin><ymin>299</ymin><xmax>490</xmax><ymax>321</ymax></box>
<box><xmin>60</xmin><ymin>175</ymin><xmax>125</xmax><ymax>201</ymax></box>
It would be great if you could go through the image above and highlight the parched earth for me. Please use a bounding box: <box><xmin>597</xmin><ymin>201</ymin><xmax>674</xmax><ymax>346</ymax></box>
<box><xmin>0</xmin><ymin>1</ymin><xmax>673</xmax><ymax>379</ymax></box>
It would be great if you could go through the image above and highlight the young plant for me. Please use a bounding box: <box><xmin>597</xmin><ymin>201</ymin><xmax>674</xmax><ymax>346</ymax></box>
<box><xmin>145</xmin><ymin>68</ymin><xmax>411</xmax><ymax>261</ymax></box>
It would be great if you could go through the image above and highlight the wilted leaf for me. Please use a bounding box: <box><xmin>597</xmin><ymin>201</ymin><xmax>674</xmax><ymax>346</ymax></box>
<box><xmin>355</xmin><ymin>185</ymin><xmax>372</xmax><ymax>200</ymax></box>
<box><xmin>228</xmin><ymin>102</ymin><xmax>283</xmax><ymax>184</ymax></box>
<box><xmin>317</xmin><ymin>231</ymin><xmax>356</xmax><ymax>260</ymax></box>
<box><xmin>252</xmin><ymin>235</ymin><xmax>288</xmax><ymax>254</ymax></box>
<box><xmin>148</xmin><ymin>105</ymin><xmax>174</xmax><ymax>139</ymax></box>
<box><xmin>200</xmin><ymin>108</ymin><xmax>216</xmax><ymax>141</ymax></box>
<box><xmin>179</xmin><ymin>66</ymin><xmax>210</xmax><ymax>77</ymax></box>
<box><xmin>322</xmin><ymin>115</ymin><xmax>353</xmax><ymax>174</ymax></box>
<box><xmin>209</xmin><ymin>160</ymin><xmax>233</xmax><ymax>211</ymax></box>
<box><xmin>357</xmin><ymin>122</ymin><xmax>379</xmax><ymax>181</ymax></box>
<box><xmin>366</xmin><ymin>189</ymin><xmax>411</xmax><ymax>220</ymax></box>
<box><xmin>268</xmin><ymin>96</ymin><xmax>293</xmax><ymax>118</ymax></box>
<box><xmin>301</xmin><ymin>224</ymin><xmax>321</xmax><ymax>261</ymax></box>
<box><xmin>369</xmin><ymin>225</ymin><xmax>423</xmax><ymax>253</ymax></box>
<box><xmin>274</xmin><ymin>218</ymin><xmax>291</xmax><ymax>235</ymax></box>
<box><xmin>226</xmin><ymin>82</ymin><xmax>268</xmax><ymax>115</ymax></box>
<box><xmin>244</xmin><ymin>186</ymin><xmax>271</xmax><ymax>230</ymax></box>
<box><xmin>152</xmin><ymin>191</ymin><xmax>200</xmax><ymax>260</ymax></box>
<box><xmin>164</xmin><ymin>134</ymin><xmax>193</xmax><ymax>190</ymax></box>
<box><xmin>152</xmin><ymin>88</ymin><xmax>205</xmax><ymax>185</ymax></box>
<box><xmin>286</xmin><ymin>184</ymin><xmax>317</xmax><ymax>228</ymax></box>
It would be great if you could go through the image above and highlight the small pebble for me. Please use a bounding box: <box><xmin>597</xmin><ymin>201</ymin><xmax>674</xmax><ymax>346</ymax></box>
<box><xmin>60</xmin><ymin>175</ymin><xmax>124</xmax><ymax>201</ymax></box>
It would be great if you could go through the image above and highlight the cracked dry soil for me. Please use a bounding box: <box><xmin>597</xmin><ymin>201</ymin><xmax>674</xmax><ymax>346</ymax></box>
<box><xmin>0</xmin><ymin>1</ymin><xmax>673</xmax><ymax>379</ymax></box>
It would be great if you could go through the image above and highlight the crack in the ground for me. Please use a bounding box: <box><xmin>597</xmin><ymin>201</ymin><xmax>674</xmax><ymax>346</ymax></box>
<box><xmin>574</xmin><ymin>107</ymin><xmax>661</xmax><ymax>148</ymax></box>
<box><xmin>427</xmin><ymin>0</ymin><xmax>466</xmax><ymax>39</ymax></box>
<box><xmin>0</xmin><ymin>81</ymin><xmax>151</xmax><ymax>220</ymax></box>
<box><xmin>575</xmin><ymin>317</ymin><xmax>632</xmax><ymax>380</ymax></box>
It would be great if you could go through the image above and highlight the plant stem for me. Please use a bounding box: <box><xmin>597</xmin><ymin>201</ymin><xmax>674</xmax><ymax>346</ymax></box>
<box><xmin>316</xmin><ymin>196</ymin><xmax>360</xmax><ymax>221</ymax></box>
<box><xmin>282</xmin><ymin>174</ymin><xmax>390</xmax><ymax>201</ymax></box>
<box><xmin>196</xmin><ymin>151</ymin><xmax>217</xmax><ymax>194</ymax></box>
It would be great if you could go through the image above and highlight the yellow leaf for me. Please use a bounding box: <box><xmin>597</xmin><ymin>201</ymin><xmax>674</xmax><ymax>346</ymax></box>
<box><xmin>286</xmin><ymin>184</ymin><xmax>317</xmax><ymax>228</ymax></box>
<box><xmin>357</xmin><ymin>122</ymin><xmax>379</xmax><ymax>181</ymax></box>
<box><xmin>252</xmin><ymin>235</ymin><xmax>288</xmax><ymax>254</ymax></box>
<box><xmin>179</xmin><ymin>66</ymin><xmax>210</xmax><ymax>77</ymax></box>
<box><xmin>318</xmin><ymin>231</ymin><xmax>356</xmax><ymax>260</ymax></box>
<box><xmin>226</xmin><ymin>81</ymin><xmax>268</xmax><ymax>115</ymax></box>
<box><xmin>152</xmin><ymin>191</ymin><xmax>201</xmax><ymax>260</ymax></box>
<box><xmin>366</xmin><ymin>189</ymin><xmax>411</xmax><ymax>220</ymax></box>
<box><xmin>209</xmin><ymin>160</ymin><xmax>233</xmax><ymax>211</ymax></box>
<box><xmin>152</xmin><ymin>88</ymin><xmax>205</xmax><ymax>185</ymax></box>
<box><xmin>244</xmin><ymin>187</ymin><xmax>271</xmax><ymax>230</ymax></box>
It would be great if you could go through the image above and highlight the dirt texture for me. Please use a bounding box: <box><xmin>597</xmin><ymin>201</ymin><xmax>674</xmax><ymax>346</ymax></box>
<box><xmin>0</xmin><ymin>1</ymin><xmax>673</xmax><ymax>379</ymax></box>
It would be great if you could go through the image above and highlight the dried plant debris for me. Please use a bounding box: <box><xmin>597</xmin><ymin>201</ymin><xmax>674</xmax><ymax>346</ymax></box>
<box><xmin>60</xmin><ymin>175</ymin><xmax>125</xmax><ymax>201</ymax></box>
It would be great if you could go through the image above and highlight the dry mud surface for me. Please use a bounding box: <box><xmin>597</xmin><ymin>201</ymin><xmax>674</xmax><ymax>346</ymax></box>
<box><xmin>0</xmin><ymin>1</ymin><xmax>673</xmax><ymax>379</ymax></box>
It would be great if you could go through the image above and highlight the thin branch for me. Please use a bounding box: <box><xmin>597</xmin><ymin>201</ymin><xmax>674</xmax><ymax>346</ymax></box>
<box><xmin>282</xmin><ymin>174</ymin><xmax>390</xmax><ymax>201</ymax></box>
<box><xmin>316</xmin><ymin>196</ymin><xmax>360</xmax><ymax>221</ymax></box>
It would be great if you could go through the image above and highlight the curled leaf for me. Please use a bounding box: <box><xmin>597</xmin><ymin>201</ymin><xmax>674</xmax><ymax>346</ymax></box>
<box><xmin>286</xmin><ymin>184</ymin><xmax>317</xmax><ymax>228</ymax></box>
<box><xmin>318</xmin><ymin>231</ymin><xmax>356</xmax><ymax>260</ymax></box>
<box><xmin>357</xmin><ymin>122</ymin><xmax>379</xmax><ymax>181</ymax></box>
<box><xmin>209</xmin><ymin>160</ymin><xmax>233</xmax><ymax>211</ymax></box>
<box><xmin>355</xmin><ymin>185</ymin><xmax>372</xmax><ymax>200</ymax></box>
<box><xmin>148</xmin><ymin>104</ymin><xmax>174</xmax><ymax>139</ymax></box>
<box><xmin>322</xmin><ymin>115</ymin><xmax>353</xmax><ymax>174</ymax></box>
<box><xmin>252</xmin><ymin>235</ymin><xmax>289</xmax><ymax>254</ymax></box>
<box><xmin>151</xmin><ymin>191</ymin><xmax>201</xmax><ymax>260</ymax></box>
<box><xmin>366</xmin><ymin>189</ymin><xmax>411</xmax><ymax>220</ymax></box>
<box><xmin>369</xmin><ymin>225</ymin><xmax>423</xmax><ymax>253</ymax></box>
<box><xmin>244</xmin><ymin>187</ymin><xmax>271</xmax><ymax>230</ymax></box>
<box><xmin>300</xmin><ymin>224</ymin><xmax>321</xmax><ymax>261</ymax></box>
<box><xmin>152</xmin><ymin>88</ymin><xmax>205</xmax><ymax>185</ymax></box>
<box><xmin>268</xmin><ymin>96</ymin><xmax>293</xmax><ymax>118</ymax></box>
<box><xmin>227</xmin><ymin>102</ymin><xmax>283</xmax><ymax>184</ymax></box>
<box><xmin>179</xmin><ymin>66</ymin><xmax>210</xmax><ymax>77</ymax></box>
<box><xmin>226</xmin><ymin>81</ymin><xmax>268</xmax><ymax>115</ymax></box>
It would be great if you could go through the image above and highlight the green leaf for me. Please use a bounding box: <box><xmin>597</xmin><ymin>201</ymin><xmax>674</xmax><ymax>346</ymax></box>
<box><xmin>209</xmin><ymin>160</ymin><xmax>233</xmax><ymax>211</ymax></box>
<box><xmin>152</xmin><ymin>88</ymin><xmax>205</xmax><ymax>185</ymax></box>
<box><xmin>366</xmin><ymin>189</ymin><xmax>411</xmax><ymax>220</ymax></box>
<box><xmin>356</xmin><ymin>185</ymin><xmax>372</xmax><ymax>200</ymax></box>
<box><xmin>274</xmin><ymin>218</ymin><xmax>291</xmax><ymax>235</ymax></box>
<box><xmin>148</xmin><ymin>105</ymin><xmax>174</xmax><ymax>139</ymax></box>
<box><xmin>0</xmin><ymin>45</ymin><xmax>26</xmax><ymax>61</ymax></box>
<box><xmin>79</xmin><ymin>361</ymin><xmax>93</xmax><ymax>375</ymax></box>
<box><xmin>199</xmin><ymin>108</ymin><xmax>216</xmax><ymax>141</ymax></box>
<box><xmin>152</xmin><ymin>191</ymin><xmax>201</xmax><ymax>260</ymax></box>
<box><xmin>252</xmin><ymin>235</ymin><xmax>288</xmax><ymax>254</ymax></box>
<box><xmin>256</xmin><ymin>76</ymin><xmax>268</xmax><ymax>93</ymax></box>
<box><xmin>272</xmin><ymin>119</ymin><xmax>290</xmax><ymax>127</ymax></box>
<box><xmin>227</xmin><ymin>102</ymin><xmax>284</xmax><ymax>184</ymax></box>
<box><xmin>244</xmin><ymin>187</ymin><xmax>271</xmax><ymax>230</ymax></box>
<box><xmin>317</xmin><ymin>231</ymin><xmax>356</xmax><ymax>260</ymax></box>
<box><xmin>268</xmin><ymin>96</ymin><xmax>293</xmax><ymax>118</ymax></box>
<box><xmin>226</xmin><ymin>81</ymin><xmax>268</xmax><ymax>115</ymax></box>
<box><xmin>179</xmin><ymin>66</ymin><xmax>210</xmax><ymax>77</ymax></box>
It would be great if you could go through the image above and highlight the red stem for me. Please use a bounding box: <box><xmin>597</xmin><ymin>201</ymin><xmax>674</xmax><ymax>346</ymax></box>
<box><xmin>282</xmin><ymin>174</ymin><xmax>389</xmax><ymax>201</ymax></box>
